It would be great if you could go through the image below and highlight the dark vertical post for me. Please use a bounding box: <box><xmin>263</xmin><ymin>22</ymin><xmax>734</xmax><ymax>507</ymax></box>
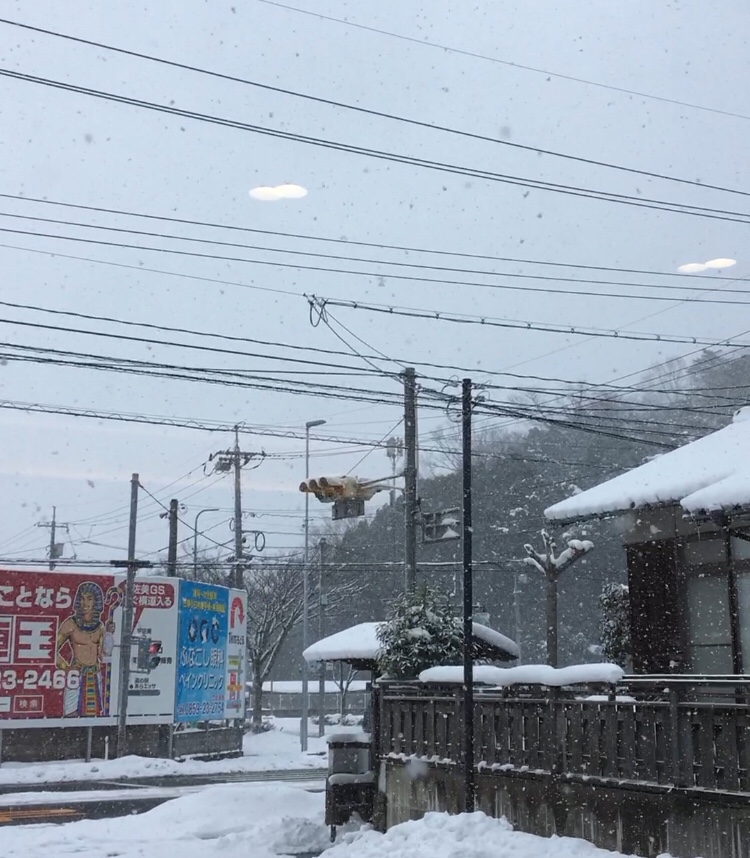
<box><xmin>318</xmin><ymin>537</ymin><xmax>327</xmax><ymax>738</ymax></box>
<box><xmin>48</xmin><ymin>506</ymin><xmax>57</xmax><ymax>571</ymax></box>
<box><xmin>116</xmin><ymin>473</ymin><xmax>139</xmax><ymax>758</ymax></box>
<box><xmin>233</xmin><ymin>428</ymin><xmax>244</xmax><ymax>590</ymax></box>
<box><xmin>403</xmin><ymin>367</ymin><xmax>418</xmax><ymax>592</ymax></box>
<box><xmin>462</xmin><ymin>378</ymin><xmax>475</xmax><ymax>813</ymax></box>
<box><xmin>166</xmin><ymin>499</ymin><xmax>178</xmax><ymax>576</ymax></box>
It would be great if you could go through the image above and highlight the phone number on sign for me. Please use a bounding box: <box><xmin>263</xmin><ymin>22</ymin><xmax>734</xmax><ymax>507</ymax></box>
<box><xmin>1</xmin><ymin>668</ymin><xmax>81</xmax><ymax>691</ymax></box>
<box><xmin>176</xmin><ymin>699</ymin><xmax>224</xmax><ymax>718</ymax></box>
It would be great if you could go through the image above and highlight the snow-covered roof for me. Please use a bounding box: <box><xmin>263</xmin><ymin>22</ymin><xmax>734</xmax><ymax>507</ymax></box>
<box><xmin>302</xmin><ymin>622</ymin><xmax>519</xmax><ymax>666</ymax></box>
<box><xmin>419</xmin><ymin>663</ymin><xmax>624</xmax><ymax>686</ymax></box>
<box><xmin>303</xmin><ymin>622</ymin><xmax>381</xmax><ymax>664</ymax></box>
<box><xmin>545</xmin><ymin>408</ymin><xmax>750</xmax><ymax>523</ymax></box>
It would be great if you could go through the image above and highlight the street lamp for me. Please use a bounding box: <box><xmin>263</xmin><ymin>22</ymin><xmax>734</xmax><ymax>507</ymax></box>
<box><xmin>193</xmin><ymin>508</ymin><xmax>220</xmax><ymax>576</ymax></box>
<box><xmin>301</xmin><ymin>419</ymin><xmax>326</xmax><ymax>752</ymax></box>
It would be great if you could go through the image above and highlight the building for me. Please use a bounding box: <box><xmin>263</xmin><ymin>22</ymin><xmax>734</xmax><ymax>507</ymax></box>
<box><xmin>545</xmin><ymin>407</ymin><xmax>750</xmax><ymax>674</ymax></box>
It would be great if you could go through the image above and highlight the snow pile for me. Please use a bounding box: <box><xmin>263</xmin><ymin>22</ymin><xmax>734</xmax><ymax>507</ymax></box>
<box><xmin>545</xmin><ymin>407</ymin><xmax>750</xmax><ymax>521</ymax></box>
<box><xmin>328</xmin><ymin>810</ymin><xmax>634</xmax><ymax>858</ymax></box>
<box><xmin>419</xmin><ymin>663</ymin><xmax>624</xmax><ymax>686</ymax></box>
<box><xmin>1</xmin><ymin>782</ymin><xmax>330</xmax><ymax>858</ymax></box>
<box><xmin>0</xmin><ymin>718</ymin><xmax>347</xmax><ymax>786</ymax></box>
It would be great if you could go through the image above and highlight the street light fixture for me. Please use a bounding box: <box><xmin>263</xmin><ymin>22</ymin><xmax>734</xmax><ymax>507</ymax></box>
<box><xmin>193</xmin><ymin>508</ymin><xmax>220</xmax><ymax>577</ymax></box>
<box><xmin>301</xmin><ymin>419</ymin><xmax>326</xmax><ymax>752</ymax></box>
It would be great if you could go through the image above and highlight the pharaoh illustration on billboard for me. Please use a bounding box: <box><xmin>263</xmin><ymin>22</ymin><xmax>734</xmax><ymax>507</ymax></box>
<box><xmin>56</xmin><ymin>581</ymin><xmax>121</xmax><ymax>717</ymax></box>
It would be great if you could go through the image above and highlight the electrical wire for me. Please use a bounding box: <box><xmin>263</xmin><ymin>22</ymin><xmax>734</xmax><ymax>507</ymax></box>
<box><xmin>2</xmin><ymin>190</ymin><xmax>742</xmax><ymax>283</ymax></box>
<box><xmin>1</xmin><ymin>18</ymin><xmax>748</xmax><ymax>198</ymax></box>
<box><xmin>5</xmin><ymin>220</ymin><xmax>749</xmax><ymax>306</ymax></box>
<box><xmin>311</xmin><ymin>295</ymin><xmax>750</xmax><ymax>349</ymax></box>
<box><xmin>256</xmin><ymin>0</ymin><xmax>750</xmax><ymax>124</ymax></box>
<box><xmin>2</xmin><ymin>68</ymin><xmax>750</xmax><ymax>224</ymax></box>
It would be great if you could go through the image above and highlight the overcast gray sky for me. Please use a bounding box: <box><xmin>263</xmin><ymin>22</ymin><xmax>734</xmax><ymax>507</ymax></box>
<box><xmin>0</xmin><ymin>0</ymin><xmax>748</xmax><ymax>565</ymax></box>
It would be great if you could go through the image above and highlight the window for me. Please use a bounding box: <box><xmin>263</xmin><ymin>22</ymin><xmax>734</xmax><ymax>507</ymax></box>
<box><xmin>686</xmin><ymin>572</ymin><xmax>733</xmax><ymax>674</ymax></box>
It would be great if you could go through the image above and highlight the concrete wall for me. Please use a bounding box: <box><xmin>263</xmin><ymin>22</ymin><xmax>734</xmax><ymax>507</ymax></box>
<box><xmin>381</xmin><ymin>760</ymin><xmax>750</xmax><ymax>858</ymax></box>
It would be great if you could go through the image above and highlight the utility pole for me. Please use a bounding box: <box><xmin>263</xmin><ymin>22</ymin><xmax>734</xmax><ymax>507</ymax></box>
<box><xmin>166</xmin><ymin>499</ymin><xmax>178</xmax><ymax>576</ymax></box>
<box><xmin>301</xmin><ymin>418</ymin><xmax>326</xmax><ymax>752</ymax></box>
<box><xmin>461</xmin><ymin>379</ymin><xmax>475</xmax><ymax>814</ymax></box>
<box><xmin>37</xmin><ymin>507</ymin><xmax>68</xmax><ymax>570</ymax></box>
<box><xmin>113</xmin><ymin>474</ymin><xmax>152</xmax><ymax>758</ymax></box>
<box><xmin>233</xmin><ymin>429</ymin><xmax>244</xmax><ymax>590</ymax></box>
<box><xmin>209</xmin><ymin>428</ymin><xmax>264</xmax><ymax>590</ymax></box>
<box><xmin>386</xmin><ymin>437</ymin><xmax>403</xmax><ymax>508</ymax></box>
<box><xmin>318</xmin><ymin>537</ymin><xmax>327</xmax><ymax>738</ymax></box>
<box><xmin>403</xmin><ymin>367</ymin><xmax>418</xmax><ymax>592</ymax></box>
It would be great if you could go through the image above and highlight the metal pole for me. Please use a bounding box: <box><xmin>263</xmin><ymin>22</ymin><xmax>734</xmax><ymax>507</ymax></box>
<box><xmin>116</xmin><ymin>472</ymin><xmax>139</xmax><ymax>758</ymax></box>
<box><xmin>301</xmin><ymin>419</ymin><xmax>325</xmax><ymax>752</ymax></box>
<box><xmin>233</xmin><ymin>427</ymin><xmax>244</xmax><ymax>590</ymax></box>
<box><xmin>166</xmin><ymin>499</ymin><xmax>178</xmax><ymax>577</ymax></box>
<box><xmin>403</xmin><ymin>367</ymin><xmax>418</xmax><ymax>592</ymax></box>
<box><xmin>193</xmin><ymin>508</ymin><xmax>219</xmax><ymax>577</ymax></box>
<box><xmin>301</xmin><ymin>425</ymin><xmax>311</xmax><ymax>752</ymax></box>
<box><xmin>85</xmin><ymin>726</ymin><xmax>93</xmax><ymax>763</ymax></box>
<box><xmin>318</xmin><ymin>537</ymin><xmax>327</xmax><ymax>738</ymax></box>
<box><xmin>461</xmin><ymin>379</ymin><xmax>475</xmax><ymax>813</ymax></box>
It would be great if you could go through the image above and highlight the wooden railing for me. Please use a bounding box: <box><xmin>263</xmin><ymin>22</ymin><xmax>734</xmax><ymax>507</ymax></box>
<box><xmin>376</xmin><ymin>676</ymin><xmax>750</xmax><ymax>794</ymax></box>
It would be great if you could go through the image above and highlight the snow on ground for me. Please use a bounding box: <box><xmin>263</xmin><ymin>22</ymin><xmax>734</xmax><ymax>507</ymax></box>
<box><xmin>0</xmin><ymin>793</ymin><xmax>639</xmax><ymax>858</ymax></box>
<box><xmin>0</xmin><ymin>718</ymin><xmax>355</xmax><ymax>786</ymax></box>
<box><xmin>330</xmin><ymin>811</ymin><xmax>629</xmax><ymax>858</ymax></box>
<box><xmin>0</xmin><ymin>782</ymin><xmax>333</xmax><ymax>858</ymax></box>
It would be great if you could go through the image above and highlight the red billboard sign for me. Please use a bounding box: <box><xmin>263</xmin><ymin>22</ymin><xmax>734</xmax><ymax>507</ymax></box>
<box><xmin>0</xmin><ymin>570</ymin><xmax>121</xmax><ymax>725</ymax></box>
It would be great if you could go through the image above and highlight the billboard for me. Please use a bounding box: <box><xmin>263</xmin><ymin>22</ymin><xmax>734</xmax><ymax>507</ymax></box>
<box><xmin>0</xmin><ymin>570</ymin><xmax>247</xmax><ymax>728</ymax></box>
<box><xmin>224</xmin><ymin>589</ymin><xmax>247</xmax><ymax>720</ymax></box>
<box><xmin>117</xmin><ymin>577</ymin><xmax>179</xmax><ymax>722</ymax></box>
<box><xmin>0</xmin><ymin>570</ymin><xmax>123</xmax><ymax>728</ymax></box>
<box><xmin>175</xmin><ymin>580</ymin><xmax>228</xmax><ymax>722</ymax></box>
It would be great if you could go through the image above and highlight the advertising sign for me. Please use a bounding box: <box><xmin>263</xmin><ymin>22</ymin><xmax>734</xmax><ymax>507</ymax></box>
<box><xmin>224</xmin><ymin>588</ymin><xmax>247</xmax><ymax>720</ymax></box>
<box><xmin>175</xmin><ymin>580</ymin><xmax>228</xmax><ymax>722</ymax></box>
<box><xmin>120</xmin><ymin>577</ymin><xmax>179</xmax><ymax>722</ymax></box>
<box><xmin>0</xmin><ymin>570</ymin><xmax>122</xmax><ymax>728</ymax></box>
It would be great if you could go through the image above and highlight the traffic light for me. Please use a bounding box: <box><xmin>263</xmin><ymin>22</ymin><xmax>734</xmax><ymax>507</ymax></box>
<box><xmin>299</xmin><ymin>476</ymin><xmax>386</xmax><ymax>503</ymax></box>
<box><xmin>136</xmin><ymin>638</ymin><xmax>163</xmax><ymax>671</ymax></box>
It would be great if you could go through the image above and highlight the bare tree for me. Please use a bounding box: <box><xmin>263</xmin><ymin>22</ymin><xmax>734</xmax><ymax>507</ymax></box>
<box><xmin>182</xmin><ymin>548</ymin><xmax>362</xmax><ymax>731</ymax></box>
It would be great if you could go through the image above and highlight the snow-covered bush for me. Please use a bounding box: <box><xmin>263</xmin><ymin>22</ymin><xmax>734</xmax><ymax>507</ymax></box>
<box><xmin>377</xmin><ymin>585</ymin><xmax>462</xmax><ymax>679</ymax></box>
<box><xmin>599</xmin><ymin>583</ymin><xmax>631</xmax><ymax>669</ymax></box>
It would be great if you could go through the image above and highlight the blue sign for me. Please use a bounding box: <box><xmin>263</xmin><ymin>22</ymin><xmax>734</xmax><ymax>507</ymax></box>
<box><xmin>175</xmin><ymin>581</ymin><xmax>229</xmax><ymax>722</ymax></box>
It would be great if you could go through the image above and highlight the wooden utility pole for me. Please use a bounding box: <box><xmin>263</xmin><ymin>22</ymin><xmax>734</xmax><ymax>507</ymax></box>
<box><xmin>461</xmin><ymin>378</ymin><xmax>475</xmax><ymax>814</ymax></box>
<box><xmin>403</xmin><ymin>367</ymin><xmax>418</xmax><ymax>592</ymax></box>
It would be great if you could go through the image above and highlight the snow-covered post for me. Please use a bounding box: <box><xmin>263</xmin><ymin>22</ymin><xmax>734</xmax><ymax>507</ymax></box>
<box><xmin>524</xmin><ymin>531</ymin><xmax>594</xmax><ymax>667</ymax></box>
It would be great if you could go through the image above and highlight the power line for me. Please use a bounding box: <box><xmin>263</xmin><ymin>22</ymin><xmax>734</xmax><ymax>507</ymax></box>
<box><xmin>2</xmin><ymin>68</ymin><xmax>750</xmax><ymax>224</ymax></box>
<box><xmin>311</xmin><ymin>295</ymin><xmax>750</xmax><ymax>350</ymax></box>
<box><xmin>4</xmin><ymin>220</ymin><xmax>749</xmax><ymax>307</ymax></box>
<box><xmin>1</xmin><ymin>17</ymin><xmax>747</xmax><ymax>199</ymax></box>
<box><xmin>256</xmin><ymin>0</ymin><xmax>750</xmax><ymax>124</ymax></box>
<box><xmin>2</xmin><ymin>191</ymin><xmax>740</xmax><ymax>283</ymax></box>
